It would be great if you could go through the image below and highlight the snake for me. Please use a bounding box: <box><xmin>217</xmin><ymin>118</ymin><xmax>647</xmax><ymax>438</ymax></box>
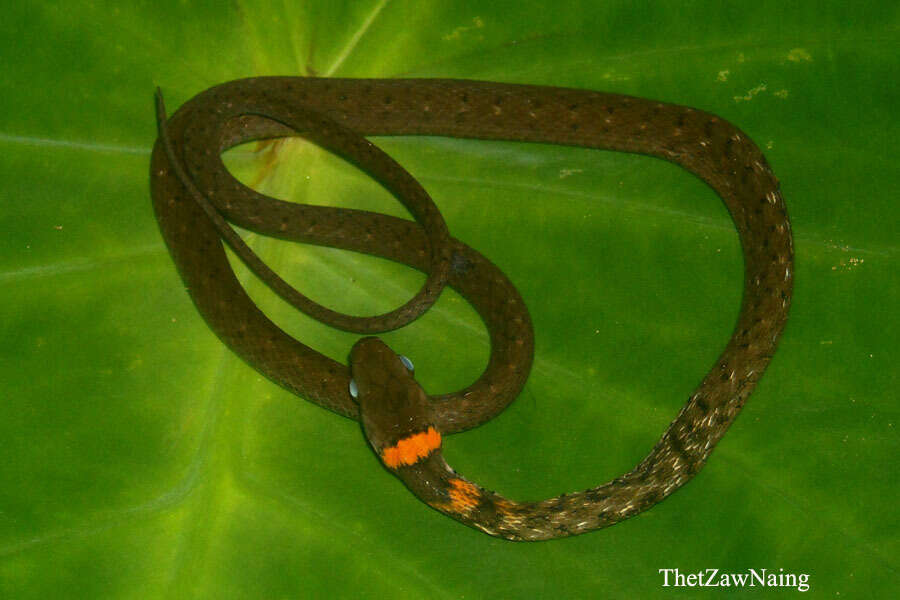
<box><xmin>150</xmin><ymin>77</ymin><xmax>793</xmax><ymax>541</ymax></box>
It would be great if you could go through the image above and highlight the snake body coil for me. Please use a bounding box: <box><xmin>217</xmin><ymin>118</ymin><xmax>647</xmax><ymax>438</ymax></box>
<box><xmin>151</xmin><ymin>77</ymin><xmax>793</xmax><ymax>541</ymax></box>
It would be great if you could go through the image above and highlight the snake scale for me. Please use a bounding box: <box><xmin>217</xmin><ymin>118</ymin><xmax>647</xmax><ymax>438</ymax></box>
<box><xmin>150</xmin><ymin>77</ymin><xmax>793</xmax><ymax>541</ymax></box>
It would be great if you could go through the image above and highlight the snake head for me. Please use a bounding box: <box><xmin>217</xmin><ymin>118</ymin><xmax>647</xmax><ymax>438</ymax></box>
<box><xmin>349</xmin><ymin>337</ymin><xmax>441</xmax><ymax>469</ymax></box>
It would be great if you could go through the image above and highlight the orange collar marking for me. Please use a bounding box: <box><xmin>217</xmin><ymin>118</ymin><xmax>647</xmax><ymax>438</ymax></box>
<box><xmin>380</xmin><ymin>426</ymin><xmax>441</xmax><ymax>468</ymax></box>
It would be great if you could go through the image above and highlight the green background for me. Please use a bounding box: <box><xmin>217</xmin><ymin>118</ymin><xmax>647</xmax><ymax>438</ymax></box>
<box><xmin>1</xmin><ymin>1</ymin><xmax>896</xmax><ymax>597</ymax></box>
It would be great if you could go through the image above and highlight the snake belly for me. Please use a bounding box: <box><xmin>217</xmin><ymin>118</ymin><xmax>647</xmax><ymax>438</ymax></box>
<box><xmin>151</xmin><ymin>77</ymin><xmax>793</xmax><ymax>541</ymax></box>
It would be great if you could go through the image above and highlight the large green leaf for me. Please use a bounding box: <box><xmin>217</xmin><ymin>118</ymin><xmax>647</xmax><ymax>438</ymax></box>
<box><xmin>2</xmin><ymin>1</ymin><xmax>896</xmax><ymax>597</ymax></box>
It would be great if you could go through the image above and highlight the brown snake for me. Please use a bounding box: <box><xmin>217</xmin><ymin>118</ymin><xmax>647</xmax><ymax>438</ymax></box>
<box><xmin>150</xmin><ymin>77</ymin><xmax>793</xmax><ymax>541</ymax></box>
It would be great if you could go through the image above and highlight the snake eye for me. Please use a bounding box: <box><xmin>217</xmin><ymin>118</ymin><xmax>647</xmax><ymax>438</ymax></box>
<box><xmin>348</xmin><ymin>379</ymin><xmax>358</xmax><ymax>398</ymax></box>
<box><xmin>399</xmin><ymin>355</ymin><xmax>414</xmax><ymax>372</ymax></box>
